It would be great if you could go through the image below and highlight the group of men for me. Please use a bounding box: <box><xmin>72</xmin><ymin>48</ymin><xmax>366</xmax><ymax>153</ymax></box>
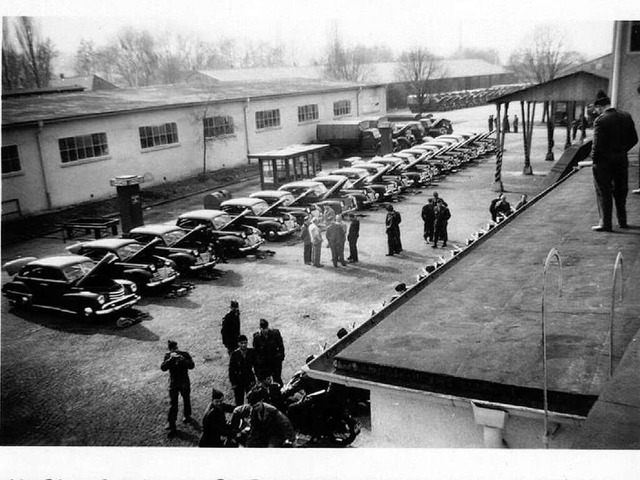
<box><xmin>300</xmin><ymin>211</ymin><xmax>360</xmax><ymax>268</ymax></box>
<box><xmin>160</xmin><ymin>300</ymin><xmax>290</xmax><ymax>447</ymax></box>
<box><xmin>420</xmin><ymin>192</ymin><xmax>451</xmax><ymax>249</ymax></box>
<box><xmin>488</xmin><ymin>114</ymin><xmax>519</xmax><ymax>133</ymax></box>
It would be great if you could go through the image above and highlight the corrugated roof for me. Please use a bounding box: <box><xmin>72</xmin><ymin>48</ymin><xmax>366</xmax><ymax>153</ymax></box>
<box><xmin>2</xmin><ymin>79</ymin><xmax>378</xmax><ymax>127</ymax></box>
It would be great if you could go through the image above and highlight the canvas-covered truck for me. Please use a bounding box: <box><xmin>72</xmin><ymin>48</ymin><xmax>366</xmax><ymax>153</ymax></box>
<box><xmin>316</xmin><ymin>119</ymin><xmax>381</xmax><ymax>158</ymax></box>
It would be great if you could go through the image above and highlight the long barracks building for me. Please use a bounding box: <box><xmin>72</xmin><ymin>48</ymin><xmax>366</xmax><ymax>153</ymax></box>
<box><xmin>1</xmin><ymin>80</ymin><xmax>386</xmax><ymax>217</ymax></box>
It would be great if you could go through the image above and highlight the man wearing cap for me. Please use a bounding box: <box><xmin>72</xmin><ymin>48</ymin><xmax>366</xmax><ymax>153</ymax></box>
<box><xmin>591</xmin><ymin>90</ymin><xmax>638</xmax><ymax>232</ymax></box>
<box><xmin>160</xmin><ymin>340</ymin><xmax>195</xmax><ymax>432</ymax></box>
<box><xmin>228</xmin><ymin>334</ymin><xmax>257</xmax><ymax>406</ymax></box>
<box><xmin>221</xmin><ymin>300</ymin><xmax>241</xmax><ymax>354</ymax></box>
<box><xmin>253</xmin><ymin>319</ymin><xmax>285</xmax><ymax>385</ymax></box>
<box><xmin>198</xmin><ymin>388</ymin><xmax>235</xmax><ymax>447</ymax></box>
<box><xmin>385</xmin><ymin>204</ymin><xmax>402</xmax><ymax>256</ymax></box>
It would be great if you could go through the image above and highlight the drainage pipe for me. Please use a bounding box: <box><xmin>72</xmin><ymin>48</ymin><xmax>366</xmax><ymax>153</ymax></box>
<box><xmin>541</xmin><ymin>247</ymin><xmax>563</xmax><ymax>449</ymax></box>
<box><xmin>35</xmin><ymin>120</ymin><xmax>52</xmax><ymax>210</ymax></box>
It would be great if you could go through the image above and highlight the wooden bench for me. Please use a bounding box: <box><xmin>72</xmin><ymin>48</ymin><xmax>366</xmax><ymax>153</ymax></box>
<box><xmin>61</xmin><ymin>217</ymin><xmax>119</xmax><ymax>242</ymax></box>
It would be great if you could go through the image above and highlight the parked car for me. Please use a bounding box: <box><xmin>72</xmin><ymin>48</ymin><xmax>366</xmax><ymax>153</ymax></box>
<box><xmin>126</xmin><ymin>224</ymin><xmax>217</xmax><ymax>274</ymax></box>
<box><xmin>248</xmin><ymin>190</ymin><xmax>314</xmax><ymax>225</ymax></box>
<box><xmin>326</xmin><ymin>167</ymin><xmax>394</xmax><ymax>202</ymax></box>
<box><xmin>311</xmin><ymin>175</ymin><xmax>378</xmax><ymax>209</ymax></box>
<box><xmin>66</xmin><ymin>238</ymin><xmax>180</xmax><ymax>292</ymax></box>
<box><xmin>422</xmin><ymin>117</ymin><xmax>453</xmax><ymax>136</ymax></box>
<box><xmin>278</xmin><ymin>180</ymin><xmax>358</xmax><ymax>215</ymax></box>
<box><xmin>219</xmin><ymin>197</ymin><xmax>299</xmax><ymax>241</ymax></box>
<box><xmin>1</xmin><ymin>254</ymin><xmax>140</xmax><ymax>319</ymax></box>
<box><xmin>176</xmin><ymin>210</ymin><xmax>265</xmax><ymax>257</ymax></box>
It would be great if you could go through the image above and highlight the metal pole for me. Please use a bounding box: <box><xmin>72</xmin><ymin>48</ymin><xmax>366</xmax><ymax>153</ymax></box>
<box><xmin>493</xmin><ymin>103</ymin><xmax>503</xmax><ymax>192</ymax></box>
<box><xmin>541</xmin><ymin>248</ymin><xmax>563</xmax><ymax>449</ymax></box>
<box><xmin>610</xmin><ymin>252</ymin><xmax>624</xmax><ymax>378</ymax></box>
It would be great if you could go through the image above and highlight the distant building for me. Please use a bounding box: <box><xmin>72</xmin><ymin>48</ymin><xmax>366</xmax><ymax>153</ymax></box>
<box><xmin>1</xmin><ymin>79</ymin><xmax>385</xmax><ymax>216</ymax></box>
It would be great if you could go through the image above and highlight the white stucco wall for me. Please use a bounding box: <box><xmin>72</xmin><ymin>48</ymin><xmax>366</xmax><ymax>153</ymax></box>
<box><xmin>1</xmin><ymin>85</ymin><xmax>386</xmax><ymax>215</ymax></box>
<box><xmin>368</xmin><ymin>385</ymin><xmax>583</xmax><ymax>448</ymax></box>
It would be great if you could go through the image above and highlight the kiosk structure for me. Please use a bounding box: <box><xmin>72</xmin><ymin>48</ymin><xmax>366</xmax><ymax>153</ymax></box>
<box><xmin>248</xmin><ymin>144</ymin><xmax>329</xmax><ymax>190</ymax></box>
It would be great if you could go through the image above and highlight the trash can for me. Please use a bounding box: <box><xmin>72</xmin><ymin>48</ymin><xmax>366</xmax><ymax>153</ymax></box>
<box><xmin>203</xmin><ymin>190</ymin><xmax>231</xmax><ymax>209</ymax></box>
<box><xmin>110</xmin><ymin>175</ymin><xmax>145</xmax><ymax>234</ymax></box>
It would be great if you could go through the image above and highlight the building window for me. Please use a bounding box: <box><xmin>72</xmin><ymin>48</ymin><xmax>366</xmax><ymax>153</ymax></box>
<box><xmin>58</xmin><ymin>133</ymin><xmax>109</xmax><ymax>164</ymax></box>
<box><xmin>204</xmin><ymin>116</ymin><xmax>235</xmax><ymax>138</ymax></box>
<box><xmin>298</xmin><ymin>104</ymin><xmax>319</xmax><ymax>122</ymax></box>
<box><xmin>333</xmin><ymin>100</ymin><xmax>351</xmax><ymax>116</ymax></box>
<box><xmin>256</xmin><ymin>109</ymin><xmax>281</xmax><ymax>130</ymax></box>
<box><xmin>139</xmin><ymin>123</ymin><xmax>179</xmax><ymax>149</ymax></box>
<box><xmin>2</xmin><ymin>145</ymin><xmax>22</xmax><ymax>174</ymax></box>
<box><xmin>630</xmin><ymin>22</ymin><xmax>640</xmax><ymax>52</ymax></box>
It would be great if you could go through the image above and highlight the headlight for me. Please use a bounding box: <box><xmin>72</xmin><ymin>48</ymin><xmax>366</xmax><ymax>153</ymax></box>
<box><xmin>150</xmin><ymin>264</ymin><xmax>157</xmax><ymax>272</ymax></box>
<box><xmin>191</xmin><ymin>250</ymin><xmax>199</xmax><ymax>257</ymax></box>
<box><xmin>242</xmin><ymin>232</ymin><xmax>247</xmax><ymax>239</ymax></box>
<box><xmin>97</xmin><ymin>295</ymin><xmax>106</xmax><ymax>305</ymax></box>
<box><xmin>164</xmin><ymin>260</ymin><xmax>171</xmax><ymax>267</ymax></box>
<box><xmin>130</xmin><ymin>283</ymin><xmax>137</xmax><ymax>293</ymax></box>
<box><xmin>279</xmin><ymin>218</ymin><xmax>284</xmax><ymax>224</ymax></box>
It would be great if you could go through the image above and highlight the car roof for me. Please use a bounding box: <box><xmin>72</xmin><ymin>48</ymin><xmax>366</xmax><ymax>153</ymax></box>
<box><xmin>77</xmin><ymin>238</ymin><xmax>137</xmax><ymax>249</ymax></box>
<box><xmin>279</xmin><ymin>180</ymin><xmax>324</xmax><ymax>188</ymax></box>
<box><xmin>250</xmin><ymin>190</ymin><xmax>292</xmax><ymax>198</ymax></box>
<box><xmin>329</xmin><ymin>167</ymin><xmax>368</xmax><ymax>174</ymax></box>
<box><xmin>220</xmin><ymin>197</ymin><xmax>265</xmax><ymax>207</ymax></box>
<box><xmin>179</xmin><ymin>209</ymin><xmax>226</xmax><ymax>220</ymax></box>
<box><xmin>27</xmin><ymin>255</ymin><xmax>93</xmax><ymax>268</ymax></box>
<box><xmin>130</xmin><ymin>224</ymin><xmax>181</xmax><ymax>235</ymax></box>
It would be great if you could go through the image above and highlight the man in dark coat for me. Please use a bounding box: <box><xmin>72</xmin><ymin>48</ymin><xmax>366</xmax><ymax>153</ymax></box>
<box><xmin>346</xmin><ymin>213</ymin><xmax>360</xmax><ymax>263</ymax></box>
<box><xmin>245</xmin><ymin>386</ymin><xmax>295</xmax><ymax>448</ymax></box>
<box><xmin>160</xmin><ymin>340</ymin><xmax>195</xmax><ymax>432</ymax></box>
<box><xmin>252</xmin><ymin>319</ymin><xmax>285</xmax><ymax>384</ymax></box>
<box><xmin>229</xmin><ymin>334</ymin><xmax>257</xmax><ymax>406</ymax></box>
<box><xmin>221</xmin><ymin>300</ymin><xmax>241</xmax><ymax>354</ymax></box>
<box><xmin>590</xmin><ymin>90</ymin><xmax>638</xmax><ymax>232</ymax></box>
<box><xmin>300</xmin><ymin>217</ymin><xmax>312</xmax><ymax>265</ymax></box>
<box><xmin>385</xmin><ymin>205</ymin><xmax>402</xmax><ymax>256</ymax></box>
<box><xmin>489</xmin><ymin>194</ymin><xmax>505</xmax><ymax>222</ymax></box>
<box><xmin>421</xmin><ymin>198</ymin><xmax>435</xmax><ymax>243</ymax></box>
<box><xmin>325</xmin><ymin>216</ymin><xmax>347</xmax><ymax>267</ymax></box>
<box><xmin>432</xmin><ymin>199</ymin><xmax>451</xmax><ymax>248</ymax></box>
<box><xmin>198</xmin><ymin>388</ymin><xmax>235</xmax><ymax>447</ymax></box>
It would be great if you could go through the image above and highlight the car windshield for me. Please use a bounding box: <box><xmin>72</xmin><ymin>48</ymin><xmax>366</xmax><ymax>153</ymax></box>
<box><xmin>211</xmin><ymin>214</ymin><xmax>232</xmax><ymax>229</ymax></box>
<box><xmin>162</xmin><ymin>229</ymin><xmax>186</xmax><ymax>245</ymax></box>
<box><xmin>62</xmin><ymin>261</ymin><xmax>95</xmax><ymax>282</ymax></box>
<box><xmin>116</xmin><ymin>243</ymin><xmax>144</xmax><ymax>260</ymax></box>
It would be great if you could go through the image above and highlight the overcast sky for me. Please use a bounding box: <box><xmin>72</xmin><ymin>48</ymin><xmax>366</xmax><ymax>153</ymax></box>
<box><xmin>5</xmin><ymin>0</ymin><xmax>640</xmax><ymax>70</ymax></box>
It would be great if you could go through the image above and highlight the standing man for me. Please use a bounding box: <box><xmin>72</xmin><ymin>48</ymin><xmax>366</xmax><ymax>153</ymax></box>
<box><xmin>325</xmin><ymin>216</ymin><xmax>347</xmax><ymax>267</ymax></box>
<box><xmin>253</xmin><ymin>319</ymin><xmax>285</xmax><ymax>385</ymax></box>
<box><xmin>309</xmin><ymin>217</ymin><xmax>323</xmax><ymax>268</ymax></box>
<box><xmin>488</xmin><ymin>114</ymin><xmax>494</xmax><ymax>132</ymax></box>
<box><xmin>503</xmin><ymin>113</ymin><xmax>511</xmax><ymax>133</ymax></box>
<box><xmin>346</xmin><ymin>213</ymin><xmax>360</xmax><ymax>263</ymax></box>
<box><xmin>590</xmin><ymin>90</ymin><xmax>638</xmax><ymax>231</ymax></box>
<box><xmin>385</xmin><ymin>204</ymin><xmax>402</xmax><ymax>256</ymax></box>
<box><xmin>513</xmin><ymin>115</ymin><xmax>519</xmax><ymax>133</ymax></box>
<box><xmin>198</xmin><ymin>388</ymin><xmax>235</xmax><ymax>447</ymax></box>
<box><xmin>160</xmin><ymin>340</ymin><xmax>195</xmax><ymax>432</ymax></box>
<box><xmin>300</xmin><ymin>217</ymin><xmax>312</xmax><ymax>265</ymax></box>
<box><xmin>221</xmin><ymin>300</ymin><xmax>241</xmax><ymax>354</ymax></box>
<box><xmin>229</xmin><ymin>334</ymin><xmax>257</xmax><ymax>406</ymax></box>
<box><xmin>433</xmin><ymin>199</ymin><xmax>451</xmax><ymax>248</ymax></box>
<box><xmin>421</xmin><ymin>198</ymin><xmax>435</xmax><ymax>243</ymax></box>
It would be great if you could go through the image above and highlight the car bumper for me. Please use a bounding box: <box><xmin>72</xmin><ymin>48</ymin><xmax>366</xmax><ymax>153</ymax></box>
<box><xmin>239</xmin><ymin>238</ymin><xmax>266</xmax><ymax>253</ymax></box>
<box><xmin>147</xmin><ymin>268</ymin><xmax>180</xmax><ymax>288</ymax></box>
<box><xmin>95</xmin><ymin>294</ymin><xmax>141</xmax><ymax>315</ymax></box>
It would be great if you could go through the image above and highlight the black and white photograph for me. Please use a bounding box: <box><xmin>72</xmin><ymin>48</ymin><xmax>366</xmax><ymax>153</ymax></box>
<box><xmin>1</xmin><ymin>0</ymin><xmax>640</xmax><ymax>478</ymax></box>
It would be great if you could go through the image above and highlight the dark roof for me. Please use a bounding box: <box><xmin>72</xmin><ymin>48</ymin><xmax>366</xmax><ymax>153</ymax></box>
<box><xmin>488</xmin><ymin>71</ymin><xmax>609</xmax><ymax>104</ymax></box>
<box><xmin>307</xmin><ymin>166</ymin><xmax>640</xmax><ymax>417</ymax></box>
<box><xmin>2</xmin><ymin>85</ymin><xmax>85</xmax><ymax>99</ymax></box>
<box><xmin>2</xmin><ymin>79</ymin><xmax>381</xmax><ymax>128</ymax></box>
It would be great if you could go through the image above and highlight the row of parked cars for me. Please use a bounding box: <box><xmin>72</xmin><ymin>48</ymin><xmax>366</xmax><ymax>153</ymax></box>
<box><xmin>1</xmin><ymin>130</ymin><xmax>496</xmax><ymax>320</ymax></box>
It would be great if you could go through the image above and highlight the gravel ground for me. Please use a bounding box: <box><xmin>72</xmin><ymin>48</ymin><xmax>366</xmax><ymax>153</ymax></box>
<box><xmin>1</xmin><ymin>104</ymin><xmax>575</xmax><ymax>448</ymax></box>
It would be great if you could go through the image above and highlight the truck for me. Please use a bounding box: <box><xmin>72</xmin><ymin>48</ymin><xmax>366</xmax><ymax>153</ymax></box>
<box><xmin>316</xmin><ymin>119</ymin><xmax>381</xmax><ymax>159</ymax></box>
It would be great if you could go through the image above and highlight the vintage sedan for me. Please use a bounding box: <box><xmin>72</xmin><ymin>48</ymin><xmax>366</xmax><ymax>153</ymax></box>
<box><xmin>311</xmin><ymin>175</ymin><xmax>378</xmax><ymax>209</ymax></box>
<box><xmin>1</xmin><ymin>254</ymin><xmax>140</xmax><ymax>319</ymax></box>
<box><xmin>219</xmin><ymin>197</ymin><xmax>299</xmax><ymax>241</ymax></box>
<box><xmin>176</xmin><ymin>210</ymin><xmax>265</xmax><ymax>257</ymax></box>
<box><xmin>66</xmin><ymin>238</ymin><xmax>180</xmax><ymax>292</ymax></box>
<box><xmin>127</xmin><ymin>224</ymin><xmax>217</xmax><ymax>274</ymax></box>
<box><xmin>277</xmin><ymin>181</ymin><xmax>358</xmax><ymax>215</ymax></box>
<box><xmin>248</xmin><ymin>190</ymin><xmax>313</xmax><ymax>225</ymax></box>
<box><xmin>326</xmin><ymin>167</ymin><xmax>394</xmax><ymax>202</ymax></box>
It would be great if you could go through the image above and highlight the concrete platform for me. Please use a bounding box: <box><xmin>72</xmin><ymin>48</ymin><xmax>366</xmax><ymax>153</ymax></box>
<box><xmin>309</xmin><ymin>163</ymin><xmax>640</xmax><ymax>432</ymax></box>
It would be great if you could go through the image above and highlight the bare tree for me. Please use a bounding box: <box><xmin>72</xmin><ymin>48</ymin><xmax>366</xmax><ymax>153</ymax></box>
<box><xmin>10</xmin><ymin>17</ymin><xmax>57</xmax><ymax>88</ymax></box>
<box><xmin>2</xmin><ymin>18</ymin><xmax>24</xmax><ymax>90</ymax></box>
<box><xmin>322</xmin><ymin>23</ymin><xmax>372</xmax><ymax>82</ymax></box>
<box><xmin>396</xmin><ymin>48</ymin><xmax>442</xmax><ymax>114</ymax></box>
<box><xmin>108</xmin><ymin>27</ymin><xmax>159</xmax><ymax>87</ymax></box>
<box><xmin>74</xmin><ymin>39</ymin><xmax>97</xmax><ymax>76</ymax></box>
<box><xmin>507</xmin><ymin>25</ymin><xmax>585</xmax><ymax>83</ymax></box>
